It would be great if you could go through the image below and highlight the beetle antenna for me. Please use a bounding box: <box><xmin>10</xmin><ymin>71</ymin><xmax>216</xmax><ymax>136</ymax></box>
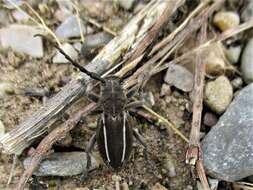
<box><xmin>35</xmin><ymin>34</ymin><xmax>105</xmax><ymax>83</ymax></box>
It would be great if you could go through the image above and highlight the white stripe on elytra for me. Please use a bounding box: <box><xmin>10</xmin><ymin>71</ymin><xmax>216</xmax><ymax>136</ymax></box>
<box><xmin>121</xmin><ymin>112</ymin><xmax>126</xmax><ymax>162</ymax></box>
<box><xmin>102</xmin><ymin>113</ymin><xmax>111</xmax><ymax>162</ymax></box>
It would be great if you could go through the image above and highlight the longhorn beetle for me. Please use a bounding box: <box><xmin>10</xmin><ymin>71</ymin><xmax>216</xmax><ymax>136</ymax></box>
<box><xmin>50</xmin><ymin>40</ymin><xmax>150</xmax><ymax>171</ymax></box>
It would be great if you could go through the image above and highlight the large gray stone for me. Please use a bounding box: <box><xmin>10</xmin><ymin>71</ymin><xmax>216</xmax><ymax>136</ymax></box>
<box><xmin>23</xmin><ymin>152</ymin><xmax>98</xmax><ymax>176</ymax></box>
<box><xmin>202</xmin><ymin>83</ymin><xmax>253</xmax><ymax>181</ymax></box>
<box><xmin>0</xmin><ymin>25</ymin><xmax>43</xmax><ymax>57</ymax></box>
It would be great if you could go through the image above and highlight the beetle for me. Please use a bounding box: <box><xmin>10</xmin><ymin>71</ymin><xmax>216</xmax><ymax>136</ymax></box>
<box><xmin>53</xmin><ymin>43</ymin><xmax>149</xmax><ymax>171</ymax></box>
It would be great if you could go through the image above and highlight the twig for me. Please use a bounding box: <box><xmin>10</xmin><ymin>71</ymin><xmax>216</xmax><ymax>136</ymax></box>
<box><xmin>186</xmin><ymin>11</ymin><xmax>210</xmax><ymax>190</ymax></box>
<box><xmin>141</xmin><ymin>104</ymin><xmax>189</xmax><ymax>143</ymax></box>
<box><xmin>6</xmin><ymin>154</ymin><xmax>18</xmax><ymax>187</ymax></box>
<box><xmin>16</xmin><ymin>103</ymin><xmax>97</xmax><ymax>190</ymax></box>
<box><xmin>127</xmin><ymin>0</ymin><xmax>186</xmax><ymax>63</ymax></box>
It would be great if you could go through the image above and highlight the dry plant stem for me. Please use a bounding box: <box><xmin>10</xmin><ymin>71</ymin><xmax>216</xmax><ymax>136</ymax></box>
<box><xmin>16</xmin><ymin>103</ymin><xmax>97</xmax><ymax>190</ymax></box>
<box><xmin>186</xmin><ymin>16</ymin><xmax>210</xmax><ymax>190</ymax></box>
<box><xmin>127</xmin><ymin>0</ymin><xmax>186</xmax><ymax>63</ymax></box>
<box><xmin>0</xmin><ymin>0</ymin><xmax>170</xmax><ymax>155</ymax></box>
<box><xmin>150</xmin><ymin>0</ymin><xmax>211</xmax><ymax>55</ymax></box>
<box><xmin>142</xmin><ymin>104</ymin><xmax>189</xmax><ymax>143</ymax></box>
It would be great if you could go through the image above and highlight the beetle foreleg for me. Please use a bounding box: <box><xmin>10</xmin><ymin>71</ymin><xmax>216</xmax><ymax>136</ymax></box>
<box><xmin>81</xmin><ymin>133</ymin><xmax>96</xmax><ymax>180</ymax></box>
<box><xmin>87</xmin><ymin>92</ymin><xmax>100</xmax><ymax>103</ymax></box>
<box><xmin>125</xmin><ymin>101</ymin><xmax>144</xmax><ymax>109</ymax></box>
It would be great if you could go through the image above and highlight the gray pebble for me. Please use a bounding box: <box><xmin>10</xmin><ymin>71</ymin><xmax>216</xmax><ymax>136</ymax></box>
<box><xmin>226</xmin><ymin>46</ymin><xmax>241</xmax><ymax>64</ymax></box>
<box><xmin>204</xmin><ymin>76</ymin><xmax>233</xmax><ymax>114</ymax></box>
<box><xmin>53</xmin><ymin>43</ymin><xmax>78</xmax><ymax>64</ymax></box>
<box><xmin>23</xmin><ymin>152</ymin><xmax>98</xmax><ymax>176</ymax></box>
<box><xmin>164</xmin><ymin>64</ymin><xmax>193</xmax><ymax>92</ymax></box>
<box><xmin>0</xmin><ymin>25</ymin><xmax>43</xmax><ymax>57</ymax></box>
<box><xmin>160</xmin><ymin>84</ymin><xmax>171</xmax><ymax>97</ymax></box>
<box><xmin>241</xmin><ymin>38</ymin><xmax>253</xmax><ymax>84</ymax></box>
<box><xmin>118</xmin><ymin>0</ymin><xmax>135</xmax><ymax>10</ymax></box>
<box><xmin>202</xmin><ymin>83</ymin><xmax>253</xmax><ymax>181</ymax></box>
<box><xmin>203</xmin><ymin>112</ymin><xmax>218</xmax><ymax>127</ymax></box>
<box><xmin>55</xmin><ymin>15</ymin><xmax>84</xmax><ymax>39</ymax></box>
<box><xmin>231</xmin><ymin>77</ymin><xmax>243</xmax><ymax>90</ymax></box>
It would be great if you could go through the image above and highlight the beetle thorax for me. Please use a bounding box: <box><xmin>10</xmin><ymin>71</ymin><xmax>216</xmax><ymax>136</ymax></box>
<box><xmin>100</xmin><ymin>77</ymin><xmax>126</xmax><ymax>116</ymax></box>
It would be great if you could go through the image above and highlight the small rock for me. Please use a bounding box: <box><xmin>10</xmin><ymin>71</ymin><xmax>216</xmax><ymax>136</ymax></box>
<box><xmin>213</xmin><ymin>11</ymin><xmax>240</xmax><ymax>31</ymax></box>
<box><xmin>0</xmin><ymin>82</ymin><xmax>15</xmax><ymax>98</ymax></box>
<box><xmin>164</xmin><ymin>64</ymin><xmax>194</xmax><ymax>92</ymax></box>
<box><xmin>121</xmin><ymin>182</ymin><xmax>129</xmax><ymax>190</ymax></box>
<box><xmin>151</xmin><ymin>183</ymin><xmax>168</xmax><ymax>190</ymax></box>
<box><xmin>53</xmin><ymin>43</ymin><xmax>78</xmax><ymax>64</ymax></box>
<box><xmin>0</xmin><ymin>120</ymin><xmax>5</xmax><ymax>138</ymax></box>
<box><xmin>231</xmin><ymin>77</ymin><xmax>243</xmax><ymax>90</ymax></box>
<box><xmin>160</xmin><ymin>84</ymin><xmax>171</xmax><ymax>97</ymax></box>
<box><xmin>226</xmin><ymin>46</ymin><xmax>241</xmax><ymax>64</ymax></box>
<box><xmin>205</xmin><ymin>51</ymin><xmax>225</xmax><ymax>76</ymax></box>
<box><xmin>203</xmin><ymin>112</ymin><xmax>218</xmax><ymax>127</ymax></box>
<box><xmin>241</xmin><ymin>37</ymin><xmax>253</xmax><ymax>84</ymax></box>
<box><xmin>141</xmin><ymin>91</ymin><xmax>155</xmax><ymax>107</ymax></box>
<box><xmin>202</xmin><ymin>83</ymin><xmax>253</xmax><ymax>181</ymax></box>
<box><xmin>3</xmin><ymin>0</ymin><xmax>24</xmax><ymax>9</ymax></box>
<box><xmin>55</xmin><ymin>15</ymin><xmax>84</xmax><ymax>40</ymax></box>
<box><xmin>119</xmin><ymin>0</ymin><xmax>135</xmax><ymax>10</ymax></box>
<box><xmin>204</xmin><ymin>76</ymin><xmax>233</xmax><ymax>114</ymax></box>
<box><xmin>162</xmin><ymin>154</ymin><xmax>176</xmax><ymax>177</ymax></box>
<box><xmin>197</xmin><ymin>179</ymin><xmax>219</xmax><ymax>190</ymax></box>
<box><xmin>12</xmin><ymin>10</ymin><xmax>29</xmax><ymax>21</ymax></box>
<box><xmin>23</xmin><ymin>152</ymin><xmax>97</xmax><ymax>176</ymax></box>
<box><xmin>81</xmin><ymin>32</ymin><xmax>113</xmax><ymax>59</ymax></box>
<box><xmin>0</xmin><ymin>24</ymin><xmax>43</xmax><ymax>57</ymax></box>
<box><xmin>241</xmin><ymin>1</ymin><xmax>253</xmax><ymax>21</ymax></box>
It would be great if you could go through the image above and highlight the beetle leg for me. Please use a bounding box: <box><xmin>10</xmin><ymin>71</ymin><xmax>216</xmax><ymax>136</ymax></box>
<box><xmin>87</xmin><ymin>92</ymin><xmax>100</xmax><ymax>103</ymax></box>
<box><xmin>126</xmin><ymin>86</ymin><xmax>139</xmax><ymax>98</ymax></box>
<box><xmin>133</xmin><ymin>129</ymin><xmax>156</xmax><ymax>172</ymax></box>
<box><xmin>125</xmin><ymin>101</ymin><xmax>144</xmax><ymax>109</ymax></box>
<box><xmin>81</xmin><ymin>133</ymin><xmax>96</xmax><ymax>180</ymax></box>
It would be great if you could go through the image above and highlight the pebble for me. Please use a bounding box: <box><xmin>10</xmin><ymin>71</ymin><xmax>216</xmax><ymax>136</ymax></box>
<box><xmin>197</xmin><ymin>178</ymin><xmax>219</xmax><ymax>190</ymax></box>
<box><xmin>231</xmin><ymin>77</ymin><xmax>243</xmax><ymax>90</ymax></box>
<box><xmin>213</xmin><ymin>11</ymin><xmax>240</xmax><ymax>31</ymax></box>
<box><xmin>12</xmin><ymin>10</ymin><xmax>29</xmax><ymax>21</ymax></box>
<box><xmin>23</xmin><ymin>152</ymin><xmax>98</xmax><ymax>176</ymax></box>
<box><xmin>241</xmin><ymin>1</ymin><xmax>253</xmax><ymax>21</ymax></box>
<box><xmin>205</xmin><ymin>50</ymin><xmax>225</xmax><ymax>76</ymax></box>
<box><xmin>121</xmin><ymin>182</ymin><xmax>129</xmax><ymax>190</ymax></box>
<box><xmin>53</xmin><ymin>43</ymin><xmax>78</xmax><ymax>64</ymax></box>
<box><xmin>204</xmin><ymin>76</ymin><xmax>233</xmax><ymax>114</ymax></box>
<box><xmin>119</xmin><ymin>0</ymin><xmax>135</xmax><ymax>10</ymax></box>
<box><xmin>164</xmin><ymin>64</ymin><xmax>194</xmax><ymax>92</ymax></box>
<box><xmin>0</xmin><ymin>82</ymin><xmax>15</xmax><ymax>98</ymax></box>
<box><xmin>202</xmin><ymin>83</ymin><xmax>253</xmax><ymax>181</ymax></box>
<box><xmin>151</xmin><ymin>183</ymin><xmax>168</xmax><ymax>190</ymax></box>
<box><xmin>0</xmin><ymin>120</ymin><xmax>5</xmax><ymax>138</ymax></box>
<box><xmin>226</xmin><ymin>46</ymin><xmax>241</xmax><ymax>64</ymax></box>
<box><xmin>0</xmin><ymin>25</ymin><xmax>43</xmax><ymax>57</ymax></box>
<box><xmin>160</xmin><ymin>83</ymin><xmax>171</xmax><ymax>97</ymax></box>
<box><xmin>241</xmin><ymin>37</ymin><xmax>253</xmax><ymax>84</ymax></box>
<box><xmin>55</xmin><ymin>15</ymin><xmax>85</xmax><ymax>40</ymax></box>
<box><xmin>203</xmin><ymin>112</ymin><xmax>218</xmax><ymax>127</ymax></box>
<box><xmin>81</xmin><ymin>32</ymin><xmax>113</xmax><ymax>59</ymax></box>
<box><xmin>141</xmin><ymin>91</ymin><xmax>155</xmax><ymax>107</ymax></box>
